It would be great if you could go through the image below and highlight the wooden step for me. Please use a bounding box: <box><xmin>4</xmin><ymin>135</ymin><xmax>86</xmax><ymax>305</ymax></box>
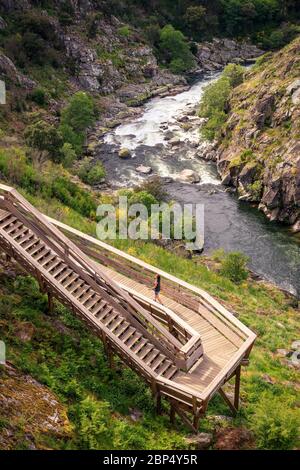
<box><xmin>102</xmin><ymin>311</ymin><xmax>118</xmax><ymax>326</ymax></box>
<box><xmin>78</xmin><ymin>290</ymin><xmax>95</xmax><ymax>305</ymax></box>
<box><xmin>62</xmin><ymin>273</ymin><xmax>79</xmax><ymax>289</ymax></box>
<box><xmin>6</xmin><ymin>220</ymin><xmax>23</xmax><ymax>235</ymax></box>
<box><xmin>68</xmin><ymin>280</ymin><xmax>84</xmax><ymax>295</ymax></box>
<box><xmin>132</xmin><ymin>338</ymin><xmax>148</xmax><ymax>354</ymax></box>
<box><xmin>113</xmin><ymin>323</ymin><xmax>129</xmax><ymax>338</ymax></box>
<box><xmin>151</xmin><ymin>355</ymin><xmax>165</xmax><ymax>371</ymax></box>
<box><xmin>108</xmin><ymin>317</ymin><xmax>124</xmax><ymax>332</ymax></box>
<box><xmin>144</xmin><ymin>349</ymin><xmax>160</xmax><ymax>366</ymax></box>
<box><xmin>119</xmin><ymin>326</ymin><xmax>135</xmax><ymax>343</ymax></box>
<box><xmin>126</xmin><ymin>332</ymin><xmax>142</xmax><ymax>348</ymax></box>
<box><xmin>138</xmin><ymin>344</ymin><xmax>154</xmax><ymax>361</ymax></box>
<box><xmin>163</xmin><ymin>365</ymin><xmax>178</xmax><ymax>380</ymax></box>
<box><xmin>73</xmin><ymin>285</ymin><xmax>89</xmax><ymax>300</ymax></box>
<box><xmin>20</xmin><ymin>236</ymin><xmax>37</xmax><ymax>251</ymax></box>
<box><xmin>84</xmin><ymin>294</ymin><xmax>100</xmax><ymax>310</ymax></box>
<box><xmin>27</xmin><ymin>241</ymin><xmax>44</xmax><ymax>256</ymax></box>
<box><xmin>56</xmin><ymin>268</ymin><xmax>73</xmax><ymax>284</ymax></box>
<box><xmin>0</xmin><ymin>215</ymin><xmax>16</xmax><ymax>229</ymax></box>
<box><xmin>91</xmin><ymin>300</ymin><xmax>106</xmax><ymax>316</ymax></box>
<box><xmin>34</xmin><ymin>248</ymin><xmax>51</xmax><ymax>262</ymax></box>
<box><xmin>155</xmin><ymin>360</ymin><xmax>172</xmax><ymax>376</ymax></box>
<box><xmin>40</xmin><ymin>254</ymin><xmax>57</xmax><ymax>268</ymax></box>
<box><xmin>11</xmin><ymin>226</ymin><xmax>29</xmax><ymax>240</ymax></box>
<box><xmin>51</xmin><ymin>264</ymin><xmax>67</xmax><ymax>279</ymax></box>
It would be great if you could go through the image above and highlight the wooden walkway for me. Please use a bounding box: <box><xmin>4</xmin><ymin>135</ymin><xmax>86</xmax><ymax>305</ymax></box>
<box><xmin>0</xmin><ymin>184</ymin><xmax>256</xmax><ymax>432</ymax></box>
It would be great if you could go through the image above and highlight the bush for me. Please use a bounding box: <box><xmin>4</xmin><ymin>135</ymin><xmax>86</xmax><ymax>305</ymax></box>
<box><xmin>78</xmin><ymin>158</ymin><xmax>106</xmax><ymax>185</ymax></box>
<box><xmin>199</xmin><ymin>64</ymin><xmax>245</xmax><ymax>141</ymax></box>
<box><xmin>30</xmin><ymin>88</ymin><xmax>48</xmax><ymax>106</ymax></box>
<box><xmin>220</xmin><ymin>251</ymin><xmax>249</xmax><ymax>283</ymax></box>
<box><xmin>135</xmin><ymin>177</ymin><xmax>168</xmax><ymax>202</ymax></box>
<box><xmin>128</xmin><ymin>191</ymin><xmax>158</xmax><ymax>213</ymax></box>
<box><xmin>24</xmin><ymin>120</ymin><xmax>63</xmax><ymax>163</ymax></box>
<box><xmin>158</xmin><ymin>24</ymin><xmax>195</xmax><ymax>74</ymax></box>
<box><xmin>223</xmin><ymin>63</ymin><xmax>245</xmax><ymax>87</ymax></box>
<box><xmin>250</xmin><ymin>393</ymin><xmax>300</xmax><ymax>449</ymax></box>
<box><xmin>61</xmin><ymin>142</ymin><xmax>76</xmax><ymax>168</ymax></box>
<box><xmin>117</xmin><ymin>25</ymin><xmax>131</xmax><ymax>38</ymax></box>
<box><xmin>59</xmin><ymin>92</ymin><xmax>96</xmax><ymax>157</ymax></box>
<box><xmin>60</xmin><ymin>92</ymin><xmax>95</xmax><ymax>134</ymax></box>
<box><xmin>0</xmin><ymin>147</ymin><xmax>97</xmax><ymax>218</ymax></box>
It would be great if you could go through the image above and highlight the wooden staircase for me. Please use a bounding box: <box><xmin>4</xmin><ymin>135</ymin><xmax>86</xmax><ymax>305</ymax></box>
<box><xmin>0</xmin><ymin>208</ymin><xmax>179</xmax><ymax>381</ymax></box>
<box><xmin>0</xmin><ymin>184</ymin><xmax>256</xmax><ymax>432</ymax></box>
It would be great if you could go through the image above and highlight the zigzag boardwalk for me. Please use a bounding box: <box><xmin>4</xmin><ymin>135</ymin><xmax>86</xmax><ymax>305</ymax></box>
<box><xmin>0</xmin><ymin>184</ymin><xmax>256</xmax><ymax>432</ymax></box>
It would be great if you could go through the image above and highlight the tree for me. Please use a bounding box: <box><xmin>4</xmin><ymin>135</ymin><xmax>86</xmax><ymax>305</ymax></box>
<box><xmin>184</xmin><ymin>5</ymin><xmax>207</xmax><ymax>38</ymax></box>
<box><xmin>223</xmin><ymin>63</ymin><xmax>245</xmax><ymax>87</ymax></box>
<box><xmin>159</xmin><ymin>24</ymin><xmax>195</xmax><ymax>73</ymax></box>
<box><xmin>59</xmin><ymin>92</ymin><xmax>96</xmax><ymax>156</ymax></box>
<box><xmin>25</xmin><ymin>120</ymin><xmax>63</xmax><ymax>163</ymax></box>
<box><xmin>60</xmin><ymin>92</ymin><xmax>95</xmax><ymax>133</ymax></box>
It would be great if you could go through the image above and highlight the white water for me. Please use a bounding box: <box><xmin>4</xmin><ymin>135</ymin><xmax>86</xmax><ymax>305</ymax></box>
<box><xmin>104</xmin><ymin>75</ymin><xmax>220</xmax><ymax>185</ymax></box>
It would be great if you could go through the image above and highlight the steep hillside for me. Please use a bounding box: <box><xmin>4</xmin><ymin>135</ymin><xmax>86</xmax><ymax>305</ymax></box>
<box><xmin>214</xmin><ymin>37</ymin><xmax>300</xmax><ymax>231</ymax></box>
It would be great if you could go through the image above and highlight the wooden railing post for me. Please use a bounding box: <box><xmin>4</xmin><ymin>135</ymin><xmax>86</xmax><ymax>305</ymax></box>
<box><xmin>234</xmin><ymin>365</ymin><xmax>241</xmax><ymax>410</ymax></box>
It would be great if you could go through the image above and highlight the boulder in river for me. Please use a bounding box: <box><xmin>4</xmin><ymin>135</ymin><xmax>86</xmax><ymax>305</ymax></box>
<box><xmin>118</xmin><ymin>148</ymin><xmax>131</xmax><ymax>159</ymax></box>
<box><xmin>135</xmin><ymin>165</ymin><xmax>152</xmax><ymax>175</ymax></box>
<box><xmin>178</xmin><ymin>169</ymin><xmax>200</xmax><ymax>184</ymax></box>
<box><xmin>169</xmin><ymin>137</ymin><xmax>181</xmax><ymax>146</ymax></box>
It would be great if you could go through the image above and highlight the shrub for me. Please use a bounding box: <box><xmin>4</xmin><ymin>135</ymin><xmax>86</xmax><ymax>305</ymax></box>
<box><xmin>61</xmin><ymin>142</ymin><xmax>76</xmax><ymax>168</ymax></box>
<box><xmin>158</xmin><ymin>24</ymin><xmax>195</xmax><ymax>74</ymax></box>
<box><xmin>25</xmin><ymin>120</ymin><xmax>63</xmax><ymax>163</ymax></box>
<box><xmin>117</xmin><ymin>25</ymin><xmax>131</xmax><ymax>38</ymax></box>
<box><xmin>220</xmin><ymin>251</ymin><xmax>249</xmax><ymax>283</ymax></box>
<box><xmin>135</xmin><ymin>177</ymin><xmax>168</xmax><ymax>202</ymax></box>
<box><xmin>78</xmin><ymin>158</ymin><xmax>106</xmax><ymax>185</ymax></box>
<box><xmin>60</xmin><ymin>92</ymin><xmax>95</xmax><ymax>134</ymax></box>
<box><xmin>223</xmin><ymin>63</ymin><xmax>245</xmax><ymax>87</ymax></box>
<box><xmin>60</xmin><ymin>92</ymin><xmax>96</xmax><ymax>157</ymax></box>
<box><xmin>199</xmin><ymin>64</ymin><xmax>245</xmax><ymax>141</ymax></box>
<box><xmin>30</xmin><ymin>88</ymin><xmax>48</xmax><ymax>106</ymax></box>
<box><xmin>128</xmin><ymin>191</ymin><xmax>158</xmax><ymax>213</ymax></box>
<box><xmin>250</xmin><ymin>392</ymin><xmax>300</xmax><ymax>450</ymax></box>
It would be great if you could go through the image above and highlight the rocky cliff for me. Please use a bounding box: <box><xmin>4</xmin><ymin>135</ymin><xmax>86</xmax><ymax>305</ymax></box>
<box><xmin>214</xmin><ymin>37</ymin><xmax>300</xmax><ymax>231</ymax></box>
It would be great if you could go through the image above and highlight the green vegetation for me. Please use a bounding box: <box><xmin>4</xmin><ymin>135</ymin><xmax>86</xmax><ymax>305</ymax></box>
<box><xmin>25</xmin><ymin>120</ymin><xmax>63</xmax><ymax>164</ymax></box>
<box><xmin>220</xmin><ymin>251</ymin><xmax>249</xmax><ymax>283</ymax></box>
<box><xmin>59</xmin><ymin>92</ymin><xmax>96</xmax><ymax>157</ymax></box>
<box><xmin>0</xmin><ymin>147</ymin><xmax>97</xmax><ymax>218</ymax></box>
<box><xmin>158</xmin><ymin>25</ymin><xmax>195</xmax><ymax>74</ymax></box>
<box><xmin>77</xmin><ymin>158</ymin><xmax>106</xmax><ymax>186</ymax></box>
<box><xmin>199</xmin><ymin>64</ymin><xmax>245</xmax><ymax>141</ymax></box>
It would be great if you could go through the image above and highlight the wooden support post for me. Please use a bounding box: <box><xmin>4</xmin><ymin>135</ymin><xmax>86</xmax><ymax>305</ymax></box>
<box><xmin>4</xmin><ymin>253</ymin><xmax>11</xmax><ymax>263</ymax></box>
<box><xmin>47</xmin><ymin>292</ymin><xmax>54</xmax><ymax>315</ymax></box>
<box><xmin>170</xmin><ymin>402</ymin><xmax>176</xmax><ymax>425</ymax></box>
<box><xmin>234</xmin><ymin>365</ymin><xmax>241</xmax><ymax>410</ymax></box>
<box><xmin>156</xmin><ymin>393</ymin><xmax>162</xmax><ymax>415</ymax></box>
<box><xmin>107</xmin><ymin>343</ymin><xmax>114</xmax><ymax>369</ymax></box>
<box><xmin>219</xmin><ymin>388</ymin><xmax>237</xmax><ymax>416</ymax></box>
<box><xmin>193</xmin><ymin>413</ymin><xmax>200</xmax><ymax>432</ymax></box>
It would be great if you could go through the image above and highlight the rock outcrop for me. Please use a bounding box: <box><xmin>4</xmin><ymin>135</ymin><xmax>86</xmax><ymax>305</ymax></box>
<box><xmin>196</xmin><ymin>38</ymin><xmax>263</xmax><ymax>73</ymax></box>
<box><xmin>214</xmin><ymin>37</ymin><xmax>300</xmax><ymax>229</ymax></box>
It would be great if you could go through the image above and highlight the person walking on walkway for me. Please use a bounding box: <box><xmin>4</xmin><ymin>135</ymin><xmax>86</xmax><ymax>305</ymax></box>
<box><xmin>154</xmin><ymin>274</ymin><xmax>162</xmax><ymax>304</ymax></box>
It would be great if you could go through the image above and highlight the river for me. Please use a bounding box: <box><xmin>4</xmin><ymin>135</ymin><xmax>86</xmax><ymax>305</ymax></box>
<box><xmin>98</xmin><ymin>75</ymin><xmax>300</xmax><ymax>297</ymax></box>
